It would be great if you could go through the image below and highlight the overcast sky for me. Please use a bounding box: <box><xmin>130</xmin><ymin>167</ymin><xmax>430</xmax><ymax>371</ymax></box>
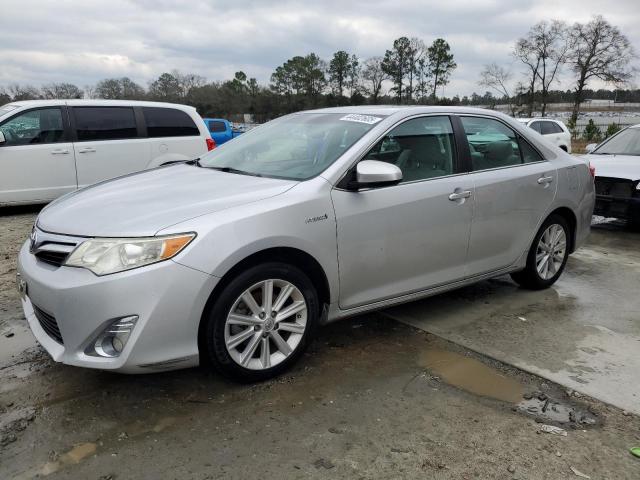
<box><xmin>1</xmin><ymin>0</ymin><xmax>639</xmax><ymax>97</ymax></box>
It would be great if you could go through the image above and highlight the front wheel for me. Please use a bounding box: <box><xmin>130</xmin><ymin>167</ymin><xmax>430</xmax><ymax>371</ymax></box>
<box><xmin>202</xmin><ymin>262</ymin><xmax>318</xmax><ymax>382</ymax></box>
<box><xmin>510</xmin><ymin>215</ymin><xmax>570</xmax><ymax>290</ymax></box>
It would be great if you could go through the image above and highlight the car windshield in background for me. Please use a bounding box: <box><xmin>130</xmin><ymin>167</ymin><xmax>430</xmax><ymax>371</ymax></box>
<box><xmin>594</xmin><ymin>127</ymin><xmax>640</xmax><ymax>156</ymax></box>
<box><xmin>198</xmin><ymin>113</ymin><xmax>384</xmax><ymax>180</ymax></box>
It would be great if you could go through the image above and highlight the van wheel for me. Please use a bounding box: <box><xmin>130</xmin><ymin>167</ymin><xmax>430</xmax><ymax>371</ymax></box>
<box><xmin>510</xmin><ymin>214</ymin><xmax>570</xmax><ymax>290</ymax></box>
<box><xmin>203</xmin><ymin>262</ymin><xmax>318</xmax><ymax>382</ymax></box>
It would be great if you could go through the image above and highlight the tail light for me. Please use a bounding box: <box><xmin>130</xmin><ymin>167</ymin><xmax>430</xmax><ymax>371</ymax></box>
<box><xmin>206</xmin><ymin>138</ymin><xmax>216</xmax><ymax>151</ymax></box>
<box><xmin>588</xmin><ymin>162</ymin><xmax>596</xmax><ymax>179</ymax></box>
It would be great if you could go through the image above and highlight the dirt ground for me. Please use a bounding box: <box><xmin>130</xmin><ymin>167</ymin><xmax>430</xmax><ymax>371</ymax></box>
<box><xmin>1</xmin><ymin>206</ymin><xmax>639</xmax><ymax>479</ymax></box>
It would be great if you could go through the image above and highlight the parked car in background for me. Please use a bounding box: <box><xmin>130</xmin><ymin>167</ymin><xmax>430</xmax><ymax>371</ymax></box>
<box><xmin>583</xmin><ymin>124</ymin><xmax>640</xmax><ymax>228</ymax></box>
<box><xmin>17</xmin><ymin>106</ymin><xmax>594</xmax><ymax>382</ymax></box>
<box><xmin>203</xmin><ymin>118</ymin><xmax>244</xmax><ymax>145</ymax></box>
<box><xmin>517</xmin><ymin>118</ymin><xmax>572</xmax><ymax>153</ymax></box>
<box><xmin>0</xmin><ymin>100</ymin><xmax>213</xmax><ymax>206</ymax></box>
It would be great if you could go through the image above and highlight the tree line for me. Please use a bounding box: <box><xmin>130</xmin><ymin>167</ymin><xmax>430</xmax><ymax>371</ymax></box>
<box><xmin>480</xmin><ymin>15</ymin><xmax>636</xmax><ymax>122</ymax></box>
<box><xmin>0</xmin><ymin>16</ymin><xmax>636</xmax><ymax>123</ymax></box>
<box><xmin>0</xmin><ymin>36</ymin><xmax>456</xmax><ymax>121</ymax></box>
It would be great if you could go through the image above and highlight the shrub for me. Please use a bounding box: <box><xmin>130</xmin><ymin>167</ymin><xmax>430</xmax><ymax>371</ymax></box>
<box><xmin>583</xmin><ymin>119</ymin><xmax>602</xmax><ymax>141</ymax></box>
<box><xmin>605</xmin><ymin>122</ymin><xmax>621</xmax><ymax>138</ymax></box>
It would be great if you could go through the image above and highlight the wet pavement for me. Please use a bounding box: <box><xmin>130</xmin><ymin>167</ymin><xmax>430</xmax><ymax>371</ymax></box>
<box><xmin>1</xmin><ymin>208</ymin><xmax>640</xmax><ymax>479</ymax></box>
<box><xmin>384</xmin><ymin>219</ymin><xmax>640</xmax><ymax>415</ymax></box>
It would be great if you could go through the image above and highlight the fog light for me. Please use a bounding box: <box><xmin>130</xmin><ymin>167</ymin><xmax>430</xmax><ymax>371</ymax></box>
<box><xmin>89</xmin><ymin>316</ymin><xmax>138</xmax><ymax>358</ymax></box>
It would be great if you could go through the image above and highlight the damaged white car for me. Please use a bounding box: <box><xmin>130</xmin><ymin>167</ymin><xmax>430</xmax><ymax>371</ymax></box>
<box><xmin>584</xmin><ymin>124</ymin><xmax>640</xmax><ymax>228</ymax></box>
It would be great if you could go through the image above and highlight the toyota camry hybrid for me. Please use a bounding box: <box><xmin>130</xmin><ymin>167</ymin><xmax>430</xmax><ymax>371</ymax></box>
<box><xmin>17</xmin><ymin>106</ymin><xmax>595</xmax><ymax>382</ymax></box>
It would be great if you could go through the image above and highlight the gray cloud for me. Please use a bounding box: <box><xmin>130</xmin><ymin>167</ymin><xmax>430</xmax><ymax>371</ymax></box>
<box><xmin>0</xmin><ymin>0</ymin><xmax>638</xmax><ymax>96</ymax></box>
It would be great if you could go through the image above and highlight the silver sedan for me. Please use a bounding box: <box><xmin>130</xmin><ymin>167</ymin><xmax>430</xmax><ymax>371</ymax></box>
<box><xmin>17</xmin><ymin>106</ymin><xmax>595</xmax><ymax>381</ymax></box>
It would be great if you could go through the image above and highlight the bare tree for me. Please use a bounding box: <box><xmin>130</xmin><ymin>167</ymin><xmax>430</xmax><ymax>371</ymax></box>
<box><xmin>83</xmin><ymin>84</ymin><xmax>95</xmax><ymax>99</ymax></box>
<box><xmin>7</xmin><ymin>84</ymin><xmax>40</xmax><ymax>101</ymax></box>
<box><xmin>567</xmin><ymin>15</ymin><xmax>635</xmax><ymax>123</ymax></box>
<box><xmin>362</xmin><ymin>56</ymin><xmax>387</xmax><ymax>104</ymax></box>
<box><xmin>172</xmin><ymin>70</ymin><xmax>207</xmax><ymax>98</ymax></box>
<box><xmin>95</xmin><ymin>77</ymin><xmax>145</xmax><ymax>99</ymax></box>
<box><xmin>530</xmin><ymin>20</ymin><xmax>571</xmax><ymax>116</ymax></box>
<box><xmin>479</xmin><ymin>63</ymin><xmax>515</xmax><ymax>115</ymax></box>
<box><xmin>514</xmin><ymin>36</ymin><xmax>541</xmax><ymax>116</ymax></box>
<box><xmin>0</xmin><ymin>87</ymin><xmax>10</xmax><ymax>104</ymax></box>
<box><xmin>41</xmin><ymin>83</ymin><xmax>83</xmax><ymax>99</ymax></box>
<box><xmin>405</xmin><ymin>37</ymin><xmax>425</xmax><ymax>103</ymax></box>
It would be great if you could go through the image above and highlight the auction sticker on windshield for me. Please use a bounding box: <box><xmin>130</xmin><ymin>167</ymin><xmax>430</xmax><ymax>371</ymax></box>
<box><xmin>340</xmin><ymin>114</ymin><xmax>383</xmax><ymax>125</ymax></box>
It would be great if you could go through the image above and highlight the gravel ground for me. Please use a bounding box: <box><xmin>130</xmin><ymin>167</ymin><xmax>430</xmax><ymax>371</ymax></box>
<box><xmin>1</xmin><ymin>207</ymin><xmax>639</xmax><ymax>479</ymax></box>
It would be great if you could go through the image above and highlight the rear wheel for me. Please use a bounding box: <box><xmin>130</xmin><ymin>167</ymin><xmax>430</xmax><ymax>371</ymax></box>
<box><xmin>203</xmin><ymin>262</ymin><xmax>318</xmax><ymax>382</ymax></box>
<box><xmin>510</xmin><ymin>214</ymin><xmax>570</xmax><ymax>290</ymax></box>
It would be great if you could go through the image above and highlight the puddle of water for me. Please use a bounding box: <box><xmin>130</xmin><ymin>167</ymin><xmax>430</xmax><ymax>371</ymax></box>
<box><xmin>419</xmin><ymin>349</ymin><xmax>525</xmax><ymax>403</ymax></box>
<box><xmin>419</xmin><ymin>348</ymin><xmax>600</xmax><ymax>427</ymax></box>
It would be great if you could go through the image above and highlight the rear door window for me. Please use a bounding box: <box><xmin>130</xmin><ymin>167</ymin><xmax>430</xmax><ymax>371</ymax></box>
<box><xmin>143</xmin><ymin>107</ymin><xmax>199</xmax><ymax>137</ymax></box>
<box><xmin>461</xmin><ymin>116</ymin><xmax>523</xmax><ymax>171</ymax></box>
<box><xmin>73</xmin><ymin>107</ymin><xmax>137</xmax><ymax>141</ymax></box>
<box><xmin>0</xmin><ymin>108</ymin><xmax>65</xmax><ymax>146</ymax></box>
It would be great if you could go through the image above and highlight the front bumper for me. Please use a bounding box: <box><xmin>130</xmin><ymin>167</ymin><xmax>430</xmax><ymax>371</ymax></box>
<box><xmin>17</xmin><ymin>241</ymin><xmax>218</xmax><ymax>373</ymax></box>
<box><xmin>594</xmin><ymin>195</ymin><xmax>640</xmax><ymax>220</ymax></box>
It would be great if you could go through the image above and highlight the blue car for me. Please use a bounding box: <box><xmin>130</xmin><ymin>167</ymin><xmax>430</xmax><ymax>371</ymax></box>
<box><xmin>203</xmin><ymin>118</ymin><xmax>244</xmax><ymax>146</ymax></box>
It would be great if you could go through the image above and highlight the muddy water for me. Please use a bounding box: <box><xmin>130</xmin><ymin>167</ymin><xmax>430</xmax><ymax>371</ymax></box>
<box><xmin>420</xmin><ymin>349</ymin><xmax>525</xmax><ymax>403</ymax></box>
<box><xmin>419</xmin><ymin>348</ymin><xmax>599</xmax><ymax>427</ymax></box>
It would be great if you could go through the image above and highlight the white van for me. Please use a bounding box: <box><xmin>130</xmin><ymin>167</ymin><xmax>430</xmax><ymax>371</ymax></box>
<box><xmin>0</xmin><ymin>100</ymin><xmax>213</xmax><ymax>206</ymax></box>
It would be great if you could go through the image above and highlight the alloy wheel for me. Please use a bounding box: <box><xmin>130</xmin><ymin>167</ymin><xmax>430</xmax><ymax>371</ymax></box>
<box><xmin>535</xmin><ymin>224</ymin><xmax>567</xmax><ymax>280</ymax></box>
<box><xmin>224</xmin><ymin>279</ymin><xmax>308</xmax><ymax>370</ymax></box>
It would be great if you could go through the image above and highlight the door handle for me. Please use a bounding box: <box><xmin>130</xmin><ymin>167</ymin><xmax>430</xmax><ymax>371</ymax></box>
<box><xmin>448</xmin><ymin>190</ymin><xmax>472</xmax><ymax>201</ymax></box>
<box><xmin>50</xmin><ymin>149</ymin><xmax>70</xmax><ymax>155</ymax></box>
<box><xmin>78</xmin><ymin>147</ymin><xmax>96</xmax><ymax>153</ymax></box>
<box><xmin>537</xmin><ymin>176</ymin><xmax>554</xmax><ymax>185</ymax></box>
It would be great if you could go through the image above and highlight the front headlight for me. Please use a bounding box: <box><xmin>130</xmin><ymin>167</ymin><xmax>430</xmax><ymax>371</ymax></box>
<box><xmin>65</xmin><ymin>233</ymin><xmax>195</xmax><ymax>275</ymax></box>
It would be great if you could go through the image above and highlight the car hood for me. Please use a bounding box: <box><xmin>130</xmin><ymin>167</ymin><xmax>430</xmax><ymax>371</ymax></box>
<box><xmin>583</xmin><ymin>154</ymin><xmax>640</xmax><ymax>181</ymax></box>
<box><xmin>37</xmin><ymin>164</ymin><xmax>297</xmax><ymax>237</ymax></box>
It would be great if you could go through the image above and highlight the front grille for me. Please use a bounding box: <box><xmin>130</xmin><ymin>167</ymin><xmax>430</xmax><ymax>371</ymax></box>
<box><xmin>595</xmin><ymin>178</ymin><xmax>634</xmax><ymax>198</ymax></box>
<box><xmin>32</xmin><ymin>304</ymin><xmax>63</xmax><ymax>344</ymax></box>
<box><xmin>35</xmin><ymin>250</ymin><xmax>69</xmax><ymax>267</ymax></box>
<box><xmin>30</xmin><ymin>227</ymin><xmax>80</xmax><ymax>268</ymax></box>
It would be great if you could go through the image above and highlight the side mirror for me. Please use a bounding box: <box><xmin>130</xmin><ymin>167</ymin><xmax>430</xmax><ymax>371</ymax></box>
<box><xmin>0</xmin><ymin>131</ymin><xmax>5</xmax><ymax>145</ymax></box>
<box><xmin>585</xmin><ymin>143</ymin><xmax>597</xmax><ymax>153</ymax></box>
<box><xmin>352</xmin><ymin>160</ymin><xmax>402</xmax><ymax>189</ymax></box>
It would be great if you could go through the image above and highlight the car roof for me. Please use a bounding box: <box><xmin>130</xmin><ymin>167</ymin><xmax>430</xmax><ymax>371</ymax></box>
<box><xmin>517</xmin><ymin>118</ymin><xmax>563</xmax><ymax>123</ymax></box>
<box><xmin>302</xmin><ymin>105</ymin><xmax>517</xmax><ymax>118</ymax></box>
<box><xmin>5</xmin><ymin>99</ymin><xmax>197</xmax><ymax>111</ymax></box>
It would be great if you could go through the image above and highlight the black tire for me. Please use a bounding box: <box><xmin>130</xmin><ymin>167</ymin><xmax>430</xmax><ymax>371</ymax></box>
<box><xmin>510</xmin><ymin>214</ymin><xmax>571</xmax><ymax>290</ymax></box>
<box><xmin>202</xmin><ymin>262</ymin><xmax>319</xmax><ymax>382</ymax></box>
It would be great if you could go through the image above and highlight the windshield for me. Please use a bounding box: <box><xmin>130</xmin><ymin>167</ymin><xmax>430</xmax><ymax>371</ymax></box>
<box><xmin>198</xmin><ymin>113</ymin><xmax>384</xmax><ymax>180</ymax></box>
<box><xmin>594</xmin><ymin>127</ymin><xmax>640</xmax><ymax>156</ymax></box>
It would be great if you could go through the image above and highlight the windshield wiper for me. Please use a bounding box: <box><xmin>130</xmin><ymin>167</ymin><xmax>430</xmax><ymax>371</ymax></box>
<box><xmin>205</xmin><ymin>166</ymin><xmax>263</xmax><ymax>177</ymax></box>
<box><xmin>186</xmin><ymin>157</ymin><xmax>201</xmax><ymax>166</ymax></box>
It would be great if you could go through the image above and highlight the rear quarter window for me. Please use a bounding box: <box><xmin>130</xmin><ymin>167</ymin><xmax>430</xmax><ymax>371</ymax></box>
<box><xmin>143</xmin><ymin>107</ymin><xmax>200</xmax><ymax>138</ymax></box>
<box><xmin>540</xmin><ymin>122</ymin><xmax>563</xmax><ymax>135</ymax></box>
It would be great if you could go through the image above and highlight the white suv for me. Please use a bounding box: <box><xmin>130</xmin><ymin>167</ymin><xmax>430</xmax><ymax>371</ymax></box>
<box><xmin>0</xmin><ymin>100</ymin><xmax>213</xmax><ymax>206</ymax></box>
<box><xmin>517</xmin><ymin>118</ymin><xmax>572</xmax><ymax>153</ymax></box>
